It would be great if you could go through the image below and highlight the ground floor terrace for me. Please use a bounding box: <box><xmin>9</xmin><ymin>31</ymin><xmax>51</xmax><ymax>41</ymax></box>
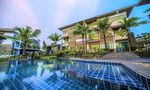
<box><xmin>64</xmin><ymin>39</ymin><xmax>130</xmax><ymax>52</ymax></box>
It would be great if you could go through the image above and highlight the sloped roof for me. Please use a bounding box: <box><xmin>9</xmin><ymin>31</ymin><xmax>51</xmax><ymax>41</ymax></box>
<box><xmin>0</xmin><ymin>28</ymin><xmax>13</xmax><ymax>33</ymax></box>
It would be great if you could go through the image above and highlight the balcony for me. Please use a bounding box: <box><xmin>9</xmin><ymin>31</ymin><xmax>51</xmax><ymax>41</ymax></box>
<box><xmin>62</xmin><ymin>33</ymin><xmax>69</xmax><ymax>38</ymax></box>
<box><xmin>87</xmin><ymin>39</ymin><xmax>100</xmax><ymax>43</ymax></box>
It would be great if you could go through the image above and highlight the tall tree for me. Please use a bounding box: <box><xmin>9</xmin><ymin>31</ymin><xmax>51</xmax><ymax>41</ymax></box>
<box><xmin>3</xmin><ymin>26</ymin><xmax>41</xmax><ymax>58</ymax></box>
<box><xmin>141</xmin><ymin>32</ymin><xmax>150</xmax><ymax>39</ymax></box>
<box><xmin>48</xmin><ymin>33</ymin><xmax>61</xmax><ymax>45</ymax></box>
<box><xmin>118</xmin><ymin>17</ymin><xmax>147</xmax><ymax>51</ymax></box>
<box><xmin>73</xmin><ymin>21</ymin><xmax>90</xmax><ymax>53</ymax></box>
<box><xmin>42</xmin><ymin>41</ymin><xmax>47</xmax><ymax>52</ymax></box>
<box><xmin>94</xmin><ymin>17</ymin><xmax>112</xmax><ymax>50</ymax></box>
<box><xmin>48</xmin><ymin>33</ymin><xmax>61</xmax><ymax>53</ymax></box>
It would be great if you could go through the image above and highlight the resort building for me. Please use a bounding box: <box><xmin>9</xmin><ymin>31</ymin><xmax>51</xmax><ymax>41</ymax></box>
<box><xmin>0</xmin><ymin>28</ymin><xmax>14</xmax><ymax>56</ymax></box>
<box><xmin>59</xmin><ymin>5</ymin><xmax>137</xmax><ymax>52</ymax></box>
<box><xmin>136</xmin><ymin>35</ymin><xmax>150</xmax><ymax>51</ymax></box>
<box><xmin>0</xmin><ymin>28</ymin><xmax>20</xmax><ymax>56</ymax></box>
<box><xmin>0</xmin><ymin>28</ymin><xmax>13</xmax><ymax>44</ymax></box>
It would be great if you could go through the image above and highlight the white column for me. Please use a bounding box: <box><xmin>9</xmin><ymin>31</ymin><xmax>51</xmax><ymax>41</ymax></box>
<box><xmin>87</xmin><ymin>34</ymin><xmax>89</xmax><ymax>52</ymax></box>
<box><xmin>87</xmin><ymin>43</ymin><xmax>89</xmax><ymax>51</ymax></box>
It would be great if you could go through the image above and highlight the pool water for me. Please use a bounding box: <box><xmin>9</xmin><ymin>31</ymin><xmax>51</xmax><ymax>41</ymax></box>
<box><xmin>0</xmin><ymin>60</ymin><xmax>149</xmax><ymax>90</ymax></box>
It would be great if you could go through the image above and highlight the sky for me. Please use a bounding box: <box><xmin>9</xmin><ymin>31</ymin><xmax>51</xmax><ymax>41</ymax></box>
<box><xmin>0</xmin><ymin>0</ymin><xmax>150</xmax><ymax>46</ymax></box>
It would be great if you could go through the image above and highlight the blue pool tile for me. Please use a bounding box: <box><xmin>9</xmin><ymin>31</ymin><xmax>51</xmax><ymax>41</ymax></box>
<box><xmin>0</xmin><ymin>60</ymin><xmax>149</xmax><ymax>90</ymax></box>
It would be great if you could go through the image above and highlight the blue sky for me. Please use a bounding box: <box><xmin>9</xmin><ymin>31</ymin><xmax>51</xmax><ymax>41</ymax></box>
<box><xmin>0</xmin><ymin>0</ymin><xmax>150</xmax><ymax>45</ymax></box>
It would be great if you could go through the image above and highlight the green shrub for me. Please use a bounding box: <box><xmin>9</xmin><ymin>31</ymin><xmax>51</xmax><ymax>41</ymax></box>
<box><xmin>41</xmin><ymin>56</ymin><xmax>49</xmax><ymax>60</ymax></box>
<box><xmin>49</xmin><ymin>56</ymin><xmax>57</xmax><ymax>59</ymax></box>
<box><xmin>34</xmin><ymin>55</ymin><xmax>41</xmax><ymax>59</ymax></box>
<box><xmin>57</xmin><ymin>50</ymin><xmax>76</xmax><ymax>57</ymax></box>
<box><xmin>99</xmin><ymin>51</ymin><xmax>110</xmax><ymax>55</ymax></box>
<box><xmin>0</xmin><ymin>58</ymin><xmax>5</xmax><ymax>62</ymax></box>
<box><xmin>82</xmin><ymin>53</ymin><xmax>94</xmax><ymax>58</ymax></box>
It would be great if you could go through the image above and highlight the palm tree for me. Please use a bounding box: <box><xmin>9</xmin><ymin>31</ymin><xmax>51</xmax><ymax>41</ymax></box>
<box><xmin>48</xmin><ymin>33</ymin><xmax>61</xmax><ymax>45</ymax></box>
<box><xmin>73</xmin><ymin>21</ymin><xmax>90</xmax><ymax>53</ymax></box>
<box><xmin>94</xmin><ymin>17</ymin><xmax>112</xmax><ymax>50</ymax></box>
<box><xmin>28</xmin><ymin>40</ymin><xmax>40</xmax><ymax>49</ymax></box>
<box><xmin>42</xmin><ymin>41</ymin><xmax>47</xmax><ymax>52</ymax></box>
<box><xmin>119</xmin><ymin>17</ymin><xmax>147</xmax><ymax>51</ymax></box>
<box><xmin>4</xmin><ymin>26</ymin><xmax>41</xmax><ymax>58</ymax></box>
<box><xmin>141</xmin><ymin>32</ymin><xmax>150</xmax><ymax>39</ymax></box>
<box><xmin>48</xmin><ymin>33</ymin><xmax>61</xmax><ymax>53</ymax></box>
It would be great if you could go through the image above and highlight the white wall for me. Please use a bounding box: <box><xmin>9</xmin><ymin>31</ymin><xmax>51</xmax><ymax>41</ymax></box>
<box><xmin>2</xmin><ymin>33</ymin><xmax>13</xmax><ymax>44</ymax></box>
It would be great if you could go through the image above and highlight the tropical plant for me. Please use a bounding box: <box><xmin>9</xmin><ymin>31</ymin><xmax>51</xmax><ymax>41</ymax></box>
<box><xmin>73</xmin><ymin>21</ymin><xmax>91</xmax><ymax>53</ymax></box>
<box><xmin>42</xmin><ymin>41</ymin><xmax>47</xmax><ymax>52</ymax></box>
<box><xmin>27</xmin><ymin>39</ymin><xmax>40</xmax><ymax>49</ymax></box>
<box><xmin>94</xmin><ymin>17</ymin><xmax>112</xmax><ymax>50</ymax></box>
<box><xmin>48</xmin><ymin>33</ymin><xmax>61</xmax><ymax>45</ymax></box>
<box><xmin>48</xmin><ymin>33</ymin><xmax>61</xmax><ymax>53</ymax></box>
<box><xmin>141</xmin><ymin>32</ymin><xmax>150</xmax><ymax>40</ymax></box>
<box><xmin>3</xmin><ymin>26</ymin><xmax>41</xmax><ymax>58</ymax></box>
<box><xmin>118</xmin><ymin>17</ymin><xmax>147</xmax><ymax>51</ymax></box>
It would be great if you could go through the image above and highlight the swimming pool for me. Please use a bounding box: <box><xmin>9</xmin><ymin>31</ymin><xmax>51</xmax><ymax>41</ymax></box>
<box><xmin>0</xmin><ymin>60</ymin><xmax>149</xmax><ymax>90</ymax></box>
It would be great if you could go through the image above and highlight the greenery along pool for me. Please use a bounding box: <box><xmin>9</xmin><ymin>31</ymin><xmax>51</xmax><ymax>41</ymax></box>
<box><xmin>0</xmin><ymin>60</ymin><xmax>149</xmax><ymax>90</ymax></box>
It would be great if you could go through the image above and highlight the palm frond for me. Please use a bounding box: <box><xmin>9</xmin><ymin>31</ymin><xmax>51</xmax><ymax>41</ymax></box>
<box><xmin>144</xmin><ymin>8</ymin><xmax>150</xmax><ymax>13</ymax></box>
<box><xmin>115</xmin><ymin>29</ymin><xmax>127</xmax><ymax>37</ymax></box>
<box><xmin>137</xmin><ymin>20</ymin><xmax>148</xmax><ymax>25</ymax></box>
<box><xmin>2</xmin><ymin>35</ymin><xmax>19</xmax><ymax>41</ymax></box>
<box><xmin>97</xmin><ymin>17</ymin><xmax>112</xmax><ymax>34</ymax></box>
<box><xmin>128</xmin><ymin>17</ymin><xmax>140</xmax><ymax>22</ymax></box>
<box><xmin>48</xmin><ymin>33</ymin><xmax>61</xmax><ymax>44</ymax></box>
<box><xmin>74</xmin><ymin>21</ymin><xmax>91</xmax><ymax>36</ymax></box>
<box><xmin>119</xmin><ymin>17</ymin><xmax>147</xmax><ymax>30</ymax></box>
<box><xmin>42</xmin><ymin>41</ymin><xmax>47</xmax><ymax>50</ymax></box>
<box><xmin>32</xmin><ymin>29</ymin><xmax>41</xmax><ymax>37</ymax></box>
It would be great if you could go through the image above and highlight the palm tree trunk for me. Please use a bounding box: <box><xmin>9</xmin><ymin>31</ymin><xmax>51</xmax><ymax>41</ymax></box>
<box><xmin>23</xmin><ymin>43</ymin><xmax>27</xmax><ymax>59</ymax></box>
<box><xmin>74</xmin><ymin>35</ymin><xmax>77</xmax><ymax>51</ymax></box>
<box><xmin>82</xmin><ymin>34</ymin><xmax>85</xmax><ymax>53</ymax></box>
<box><xmin>103</xmin><ymin>33</ymin><xmax>107</xmax><ymax>50</ymax></box>
<box><xmin>85</xmin><ymin>34</ymin><xmax>88</xmax><ymax>53</ymax></box>
<box><xmin>127</xmin><ymin>33</ymin><xmax>132</xmax><ymax>52</ymax></box>
<box><xmin>98</xmin><ymin>31</ymin><xmax>101</xmax><ymax>50</ymax></box>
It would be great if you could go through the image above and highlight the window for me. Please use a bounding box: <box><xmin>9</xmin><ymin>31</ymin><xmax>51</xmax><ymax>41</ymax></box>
<box><xmin>101</xmin><ymin>43</ymin><xmax>114</xmax><ymax>49</ymax></box>
<box><xmin>109</xmin><ymin>43</ymin><xmax>114</xmax><ymax>49</ymax></box>
<box><xmin>101</xmin><ymin>43</ymin><xmax>105</xmax><ymax>49</ymax></box>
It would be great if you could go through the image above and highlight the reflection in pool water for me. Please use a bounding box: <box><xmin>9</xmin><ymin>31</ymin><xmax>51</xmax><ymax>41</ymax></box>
<box><xmin>0</xmin><ymin>60</ymin><xmax>149</xmax><ymax>90</ymax></box>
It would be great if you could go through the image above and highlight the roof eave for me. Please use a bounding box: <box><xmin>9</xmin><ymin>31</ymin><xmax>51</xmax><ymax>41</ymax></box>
<box><xmin>0</xmin><ymin>28</ymin><xmax>13</xmax><ymax>33</ymax></box>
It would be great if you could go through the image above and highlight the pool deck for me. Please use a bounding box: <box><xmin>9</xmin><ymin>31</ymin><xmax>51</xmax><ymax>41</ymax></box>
<box><xmin>70</xmin><ymin>58</ymin><xmax>150</xmax><ymax>78</ymax></box>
